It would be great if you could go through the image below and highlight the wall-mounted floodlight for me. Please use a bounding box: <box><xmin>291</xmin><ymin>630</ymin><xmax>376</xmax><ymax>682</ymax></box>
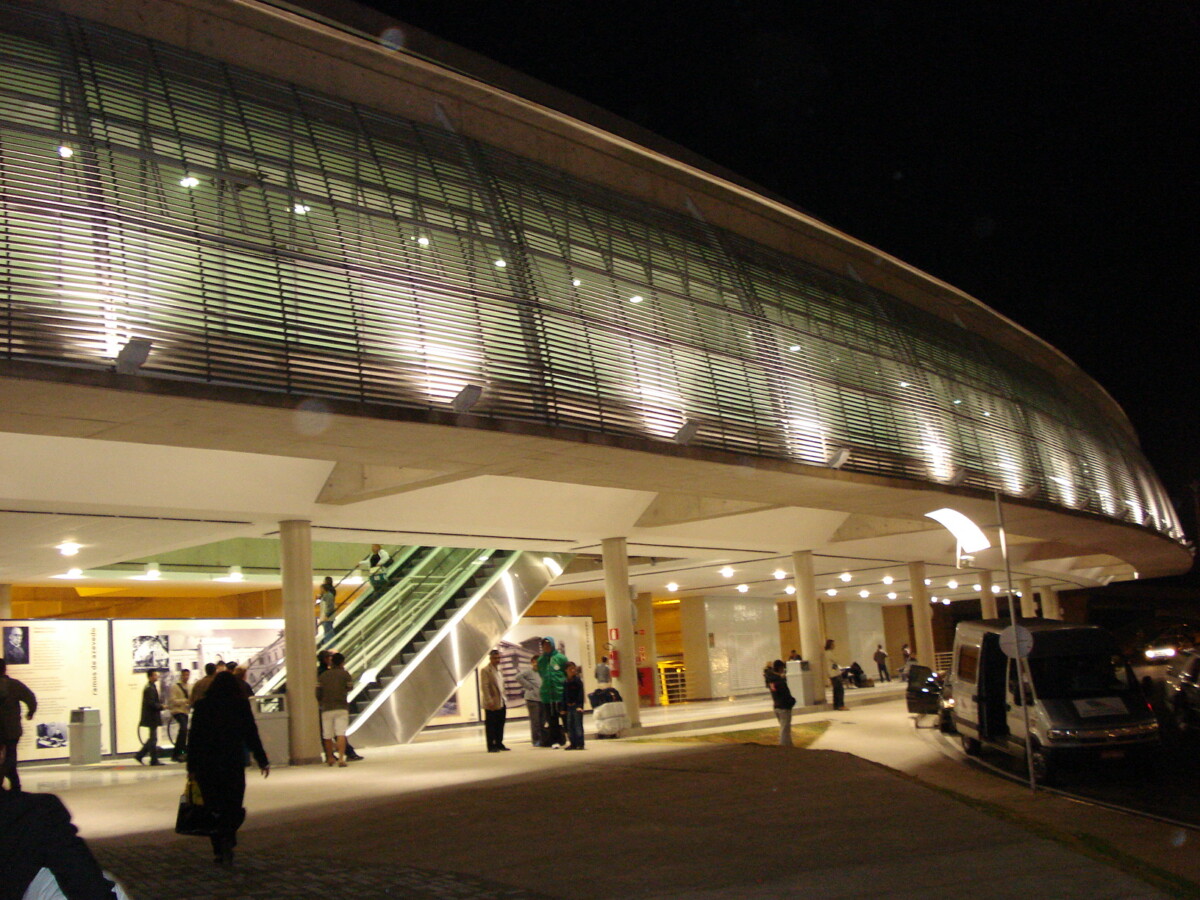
<box><xmin>115</xmin><ymin>338</ymin><xmax>153</xmax><ymax>375</ymax></box>
<box><xmin>451</xmin><ymin>384</ymin><xmax>483</xmax><ymax>413</ymax></box>
<box><xmin>827</xmin><ymin>446</ymin><xmax>851</xmax><ymax>469</ymax></box>
<box><xmin>925</xmin><ymin>508</ymin><xmax>991</xmax><ymax>554</ymax></box>
<box><xmin>947</xmin><ymin>467</ymin><xmax>968</xmax><ymax>486</ymax></box>
<box><xmin>673</xmin><ymin>419</ymin><xmax>700</xmax><ymax>445</ymax></box>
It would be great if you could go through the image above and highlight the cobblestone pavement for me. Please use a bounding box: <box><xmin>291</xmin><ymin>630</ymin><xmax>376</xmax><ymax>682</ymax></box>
<box><xmin>94</xmin><ymin>843</ymin><xmax>549</xmax><ymax>900</ymax></box>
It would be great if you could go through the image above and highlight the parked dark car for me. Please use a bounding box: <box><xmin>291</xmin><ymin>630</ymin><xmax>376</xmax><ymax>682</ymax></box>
<box><xmin>905</xmin><ymin>664</ymin><xmax>943</xmax><ymax>718</ymax></box>
<box><xmin>1165</xmin><ymin>648</ymin><xmax>1200</xmax><ymax>734</ymax></box>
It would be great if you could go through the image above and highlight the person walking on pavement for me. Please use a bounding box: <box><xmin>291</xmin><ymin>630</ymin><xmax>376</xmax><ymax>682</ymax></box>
<box><xmin>764</xmin><ymin>659</ymin><xmax>797</xmax><ymax>746</ymax></box>
<box><xmin>0</xmin><ymin>659</ymin><xmax>37</xmax><ymax>791</ymax></box>
<box><xmin>516</xmin><ymin>655</ymin><xmax>544</xmax><ymax>747</ymax></box>
<box><xmin>317</xmin><ymin>652</ymin><xmax>354</xmax><ymax>766</ymax></box>
<box><xmin>873</xmin><ymin>645</ymin><xmax>891</xmax><ymax>682</ymax></box>
<box><xmin>168</xmin><ymin>668</ymin><xmax>192</xmax><ymax>762</ymax></box>
<box><xmin>537</xmin><ymin>637</ymin><xmax>568</xmax><ymax>749</ymax></box>
<box><xmin>186</xmin><ymin>671</ymin><xmax>269</xmax><ymax>866</ymax></box>
<box><xmin>481</xmin><ymin>649</ymin><xmax>509</xmax><ymax>752</ymax></box>
<box><xmin>135</xmin><ymin>669</ymin><xmax>164</xmax><ymax>766</ymax></box>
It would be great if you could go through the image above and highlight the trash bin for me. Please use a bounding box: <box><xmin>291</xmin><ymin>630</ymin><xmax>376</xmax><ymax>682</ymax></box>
<box><xmin>252</xmin><ymin>694</ymin><xmax>289</xmax><ymax>768</ymax></box>
<box><xmin>786</xmin><ymin>661</ymin><xmax>818</xmax><ymax>706</ymax></box>
<box><xmin>68</xmin><ymin>708</ymin><xmax>102</xmax><ymax>765</ymax></box>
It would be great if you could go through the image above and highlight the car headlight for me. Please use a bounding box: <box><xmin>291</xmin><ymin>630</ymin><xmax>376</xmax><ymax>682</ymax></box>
<box><xmin>1145</xmin><ymin>647</ymin><xmax>1177</xmax><ymax>659</ymax></box>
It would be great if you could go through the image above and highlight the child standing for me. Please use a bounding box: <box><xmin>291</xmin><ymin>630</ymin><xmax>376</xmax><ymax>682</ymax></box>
<box><xmin>562</xmin><ymin>662</ymin><xmax>586</xmax><ymax>750</ymax></box>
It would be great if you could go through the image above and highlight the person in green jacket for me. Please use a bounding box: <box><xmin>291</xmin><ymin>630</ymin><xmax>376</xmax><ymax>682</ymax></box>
<box><xmin>536</xmin><ymin>636</ymin><xmax>568</xmax><ymax>749</ymax></box>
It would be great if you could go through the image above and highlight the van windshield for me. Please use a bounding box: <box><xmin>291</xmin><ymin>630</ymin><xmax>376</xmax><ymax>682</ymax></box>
<box><xmin>1027</xmin><ymin>653</ymin><xmax>1134</xmax><ymax>700</ymax></box>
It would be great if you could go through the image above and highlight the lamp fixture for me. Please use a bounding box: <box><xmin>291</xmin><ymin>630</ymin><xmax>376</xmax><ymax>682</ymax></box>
<box><xmin>132</xmin><ymin>562</ymin><xmax>161</xmax><ymax>581</ymax></box>
<box><xmin>666</xmin><ymin>582</ymin><xmax>679</xmax><ymax>592</ymax></box>
<box><xmin>882</xmin><ymin>574</ymin><xmax>894</xmax><ymax>585</ymax></box>
<box><xmin>673</xmin><ymin>419</ymin><xmax>700</xmax><ymax>445</ymax></box>
<box><xmin>827</xmin><ymin>446</ymin><xmax>851</xmax><ymax>469</ymax></box>
<box><xmin>179</xmin><ymin>175</ymin><xmax>200</xmax><ymax>188</ymax></box>
<box><xmin>858</xmin><ymin>589</ymin><xmax>869</xmax><ymax>599</ymax></box>
<box><xmin>52</xmin><ymin>567</ymin><xmax>84</xmax><ymax>579</ymax></box>
<box><xmin>887</xmin><ymin>592</ymin><xmax>897</xmax><ymax>600</ymax></box>
<box><xmin>973</xmin><ymin>584</ymin><xmax>982</xmax><ymax>592</ymax></box>
<box><xmin>57</xmin><ymin>145</ymin><xmax>74</xmax><ymax>158</ymax></box>
<box><xmin>719</xmin><ymin>566</ymin><xmax>734</xmax><ymax>578</ymax></box>
<box><xmin>629</xmin><ymin>295</ymin><xmax>644</xmax><ymax>304</ymax></box>
<box><xmin>784</xmin><ymin>585</ymin><xmax>796</xmax><ymax>595</ymax></box>
<box><xmin>293</xmin><ymin>203</ymin><xmax>311</xmax><ymax>214</ymax></box>
<box><xmin>115</xmin><ymin>338</ymin><xmax>153</xmax><ymax>375</ymax></box>
<box><xmin>826</xmin><ymin>588</ymin><xmax>837</xmax><ymax>597</ymax></box>
<box><xmin>216</xmin><ymin>565</ymin><xmax>244</xmax><ymax>583</ymax></box>
<box><xmin>416</xmin><ymin>236</ymin><xmax>430</xmax><ymax>247</ymax></box>
<box><xmin>56</xmin><ymin>541</ymin><xmax>81</xmax><ymax>557</ymax></box>
<box><xmin>947</xmin><ymin>579</ymin><xmax>958</xmax><ymax>589</ymax></box>
<box><xmin>736</xmin><ymin>584</ymin><xmax>749</xmax><ymax>593</ymax></box>
<box><xmin>925</xmin><ymin>508</ymin><xmax>991</xmax><ymax>554</ymax></box>
<box><xmin>494</xmin><ymin>258</ymin><xmax>507</xmax><ymax>268</ymax></box>
<box><xmin>572</xmin><ymin>278</ymin><xmax>582</xmax><ymax>287</ymax></box>
<box><xmin>839</xmin><ymin>572</ymin><xmax>852</xmax><ymax>583</ymax></box>
<box><xmin>773</xmin><ymin>569</ymin><xmax>786</xmax><ymax>580</ymax></box>
<box><xmin>452</xmin><ymin>383</ymin><xmax>483</xmax><ymax>413</ymax></box>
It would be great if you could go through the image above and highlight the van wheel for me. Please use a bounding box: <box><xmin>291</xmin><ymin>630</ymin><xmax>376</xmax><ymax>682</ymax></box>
<box><xmin>1031</xmin><ymin>741</ymin><xmax>1056</xmax><ymax>784</ymax></box>
<box><xmin>961</xmin><ymin>734</ymin><xmax>981</xmax><ymax>756</ymax></box>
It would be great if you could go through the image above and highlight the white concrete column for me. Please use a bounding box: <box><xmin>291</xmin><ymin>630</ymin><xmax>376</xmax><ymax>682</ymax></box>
<box><xmin>1042</xmin><ymin>587</ymin><xmax>1063</xmax><ymax>620</ymax></box>
<box><xmin>792</xmin><ymin>550</ymin><xmax>825</xmax><ymax>677</ymax></box>
<box><xmin>908</xmin><ymin>562</ymin><xmax>936</xmax><ymax>669</ymax></box>
<box><xmin>0</xmin><ymin>584</ymin><xmax>11</xmax><ymax>619</ymax></box>
<box><xmin>633</xmin><ymin>591</ymin><xmax>660</xmax><ymax>706</ymax></box>
<box><xmin>979</xmin><ymin>571</ymin><xmax>998</xmax><ymax>619</ymax></box>
<box><xmin>1018</xmin><ymin>578</ymin><xmax>1038</xmax><ymax>619</ymax></box>
<box><xmin>602</xmin><ymin>537</ymin><xmax>641</xmax><ymax>728</ymax></box>
<box><xmin>280</xmin><ymin>519</ymin><xmax>321</xmax><ymax>765</ymax></box>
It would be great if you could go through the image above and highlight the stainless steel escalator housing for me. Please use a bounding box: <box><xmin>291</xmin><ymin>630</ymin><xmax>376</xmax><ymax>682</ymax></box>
<box><xmin>347</xmin><ymin>550</ymin><xmax>571</xmax><ymax>747</ymax></box>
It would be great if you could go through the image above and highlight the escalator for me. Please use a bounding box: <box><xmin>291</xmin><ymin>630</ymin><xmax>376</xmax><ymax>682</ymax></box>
<box><xmin>251</xmin><ymin>546</ymin><xmax>571</xmax><ymax>748</ymax></box>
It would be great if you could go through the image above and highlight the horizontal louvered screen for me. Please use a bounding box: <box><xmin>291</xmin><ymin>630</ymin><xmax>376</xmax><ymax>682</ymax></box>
<box><xmin>0</xmin><ymin>2</ymin><xmax>1182</xmax><ymax>542</ymax></box>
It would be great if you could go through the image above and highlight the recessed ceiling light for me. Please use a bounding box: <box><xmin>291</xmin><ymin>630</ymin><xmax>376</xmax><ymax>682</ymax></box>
<box><xmin>773</xmin><ymin>569</ymin><xmax>786</xmax><ymax>580</ymax></box>
<box><xmin>57</xmin><ymin>145</ymin><xmax>74</xmax><ymax>158</ymax></box>
<box><xmin>53</xmin><ymin>567</ymin><xmax>84</xmax><ymax>579</ymax></box>
<box><xmin>572</xmin><ymin>278</ymin><xmax>582</xmax><ymax>286</ymax></box>
<box><xmin>973</xmin><ymin>584</ymin><xmax>982</xmax><ymax>592</ymax></box>
<box><xmin>494</xmin><ymin>259</ymin><xmax>506</xmax><ymax>268</ymax></box>
<box><xmin>417</xmin><ymin>236</ymin><xmax>430</xmax><ymax>247</ymax></box>
<box><xmin>882</xmin><ymin>574</ymin><xmax>894</xmax><ymax>585</ymax></box>
<box><xmin>666</xmin><ymin>582</ymin><xmax>678</xmax><ymax>592</ymax></box>
<box><xmin>947</xmin><ymin>579</ymin><xmax>958</xmax><ymax>589</ymax></box>
<box><xmin>788</xmin><ymin>344</ymin><xmax>801</xmax><ymax>352</ymax></box>
<box><xmin>942</xmin><ymin>597</ymin><xmax>951</xmax><ymax>605</ymax></box>
<box><xmin>630</xmin><ymin>295</ymin><xmax>644</xmax><ymax>304</ymax></box>
<box><xmin>840</xmin><ymin>572</ymin><xmax>852</xmax><ymax>583</ymax></box>
<box><xmin>179</xmin><ymin>175</ymin><xmax>200</xmax><ymax>188</ymax></box>
<box><xmin>899</xmin><ymin>381</ymin><xmax>910</xmax><ymax>388</ymax></box>
<box><xmin>924</xmin><ymin>578</ymin><xmax>932</xmax><ymax>586</ymax></box>
<box><xmin>736</xmin><ymin>584</ymin><xmax>749</xmax><ymax>593</ymax></box>
<box><xmin>859</xmin><ymin>589</ymin><xmax>869</xmax><ymax>599</ymax></box>
<box><xmin>293</xmin><ymin>203</ymin><xmax>311</xmax><ymax>214</ymax></box>
<box><xmin>719</xmin><ymin>566</ymin><xmax>734</xmax><ymax>578</ymax></box>
<box><xmin>784</xmin><ymin>585</ymin><xmax>796</xmax><ymax>595</ymax></box>
<box><xmin>826</xmin><ymin>588</ymin><xmax>837</xmax><ymax>597</ymax></box>
<box><xmin>887</xmin><ymin>592</ymin><xmax>897</xmax><ymax>600</ymax></box>
<box><xmin>56</xmin><ymin>541</ymin><xmax>81</xmax><ymax>557</ymax></box>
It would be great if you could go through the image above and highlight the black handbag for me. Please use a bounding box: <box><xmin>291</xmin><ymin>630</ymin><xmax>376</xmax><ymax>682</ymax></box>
<box><xmin>175</xmin><ymin>777</ymin><xmax>217</xmax><ymax>836</ymax></box>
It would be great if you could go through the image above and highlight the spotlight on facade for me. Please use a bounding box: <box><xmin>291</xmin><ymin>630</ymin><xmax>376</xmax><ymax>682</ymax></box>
<box><xmin>452</xmin><ymin>384</ymin><xmax>483</xmax><ymax>413</ymax></box>
<box><xmin>827</xmin><ymin>446</ymin><xmax>851</xmax><ymax>469</ymax></box>
<box><xmin>673</xmin><ymin>419</ymin><xmax>700</xmax><ymax>445</ymax></box>
<box><xmin>925</xmin><ymin>508</ymin><xmax>991</xmax><ymax>554</ymax></box>
<box><xmin>115</xmin><ymin>338</ymin><xmax>153</xmax><ymax>374</ymax></box>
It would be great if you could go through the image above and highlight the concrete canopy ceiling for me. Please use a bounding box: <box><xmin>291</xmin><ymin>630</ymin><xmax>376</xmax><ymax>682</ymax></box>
<box><xmin>0</xmin><ymin>373</ymin><xmax>1187</xmax><ymax>602</ymax></box>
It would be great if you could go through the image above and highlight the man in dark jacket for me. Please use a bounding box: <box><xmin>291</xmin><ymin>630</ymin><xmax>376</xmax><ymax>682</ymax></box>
<box><xmin>0</xmin><ymin>659</ymin><xmax>37</xmax><ymax>791</ymax></box>
<box><xmin>0</xmin><ymin>745</ymin><xmax>125</xmax><ymax>899</ymax></box>
<box><xmin>135</xmin><ymin>669</ymin><xmax>164</xmax><ymax>766</ymax></box>
<box><xmin>537</xmin><ymin>637</ymin><xmax>568</xmax><ymax>749</ymax></box>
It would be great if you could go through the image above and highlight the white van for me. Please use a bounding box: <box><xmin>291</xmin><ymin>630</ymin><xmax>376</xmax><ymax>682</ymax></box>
<box><xmin>950</xmin><ymin>619</ymin><xmax>1159</xmax><ymax>781</ymax></box>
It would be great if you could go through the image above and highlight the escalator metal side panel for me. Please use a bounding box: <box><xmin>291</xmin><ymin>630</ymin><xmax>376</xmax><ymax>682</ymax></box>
<box><xmin>348</xmin><ymin>552</ymin><xmax>569</xmax><ymax>747</ymax></box>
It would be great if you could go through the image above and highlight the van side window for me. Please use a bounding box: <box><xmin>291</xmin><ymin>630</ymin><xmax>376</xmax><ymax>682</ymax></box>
<box><xmin>958</xmin><ymin>645</ymin><xmax>980</xmax><ymax>682</ymax></box>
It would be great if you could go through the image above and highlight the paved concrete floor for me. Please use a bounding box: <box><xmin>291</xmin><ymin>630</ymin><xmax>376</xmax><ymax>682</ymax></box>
<box><xmin>22</xmin><ymin>687</ymin><xmax>1196</xmax><ymax>899</ymax></box>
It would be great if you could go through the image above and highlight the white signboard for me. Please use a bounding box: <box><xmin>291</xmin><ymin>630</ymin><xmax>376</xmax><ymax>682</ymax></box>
<box><xmin>1</xmin><ymin>620</ymin><xmax>111</xmax><ymax>761</ymax></box>
<box><xmin>110</xmin><ymin>618</ymin><xmax>281</xmax><ymax>754</ymax></box>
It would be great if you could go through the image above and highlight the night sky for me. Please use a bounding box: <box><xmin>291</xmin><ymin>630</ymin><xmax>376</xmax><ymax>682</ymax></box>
<box><xmin>373</xmin><ymin>2</ymin><xmax>1200</xmax><ymax>539</ymax></box>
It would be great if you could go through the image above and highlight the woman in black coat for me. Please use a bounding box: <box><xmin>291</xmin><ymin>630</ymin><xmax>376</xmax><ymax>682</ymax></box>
<box><xmin>186</xmin><ymin>671</ymin><xmax>269</xmax><ymax>865</ymax></box>
<box><xmin>764</xmin><ymin>659</ymin><xmax>796</xmax><ymax>747</ymax></box>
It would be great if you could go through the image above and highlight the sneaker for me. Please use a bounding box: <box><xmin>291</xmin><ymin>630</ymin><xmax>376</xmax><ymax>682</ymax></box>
<box><xmin>347</xmin><ymin>753</ymin><xmax>364</xmax><ymax>761</ymax></box>
<box><xmin>551</xmin><ymin>743</ymin><xmax>562</xmax><ymax>750</ymax></box>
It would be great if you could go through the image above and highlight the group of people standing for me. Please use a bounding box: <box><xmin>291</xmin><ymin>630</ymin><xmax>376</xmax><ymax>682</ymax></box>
<box><xmin>484</xmin><ymin>637</ymin><xmax>600</xmax><ymax>753</ymax></box>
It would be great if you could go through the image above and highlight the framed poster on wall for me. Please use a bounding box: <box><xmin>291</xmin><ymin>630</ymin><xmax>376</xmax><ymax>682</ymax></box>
<box><xmin>0</xmin><ymin>619</ymin><xmax>112</xmax><ymax>761</ymax></box>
